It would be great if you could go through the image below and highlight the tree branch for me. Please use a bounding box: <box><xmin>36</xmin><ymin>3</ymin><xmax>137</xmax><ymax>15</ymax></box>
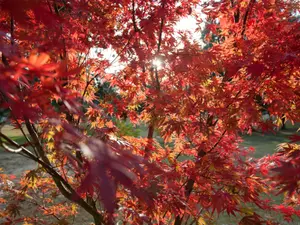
<box><xmin>174</xmin><ymin>89</ymin><xmax>240</xmax><ymax>225</ymax></box>
<box><xmin>2</xmin><ymin>14</ymin><xmax>14</xmax><ymax>66</ymax></box>
<box><xmin>157</xmin><ymin>0</ymin><xmax>165</xmax><ymax>54</ymax></box>
<box><xmin>131</xmin><ymin>0</ymin><xmax>139</xmax><ymax>32</ymax></box>
<box><xmin>241</xmin><ymin>0</ymin><xmax>255</xmax><ymax>37</ymax></box>
<box><xmin>206</xmin><ymin>130</ymin><xmax>227</xmax><ymax>154</ymax></box>
<box><xmin>0</xmin><ymin>132</ymin><xmax>104</xmax><ymax>224</ymax></box>
<box><xmin>76</xmin><ymin>35</ymin><xmax>134</xmax><ymax>126</ymax></box>
<box><xmin>230</xmin><ymin>0</ymin><xmax>240</xmax><ymax>23</ymax></box>
<box><xmin>53</xmin><ymin>0</ymin><xmax>67</xmax><ymax>60</ymax></box>
<box><xmin>145</xmin><ymin>0</ymin><xmax>166</xmax><ymax>156</ymax></box>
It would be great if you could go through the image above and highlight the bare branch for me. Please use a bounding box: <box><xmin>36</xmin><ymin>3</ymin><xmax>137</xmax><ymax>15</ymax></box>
<box><xmin>241</xmin><ymin>0</ymin><xmax>255</xmax><ymax>37</ymax></box>
<box><xmin>157</xmin><ymin>0</ymin><xmax>165</xmax><ymax>54</ymax></box>
<box><xmin>0</xmin><ymin>132</ymin><xmax>105</xmax><ymax>224</ymax></box>
<box><xmin>0</xmin><ymin>142</ymin><xmax>23</xmax><ymax>153</ymax></box>
<box><xmin>131</xmin><ymin>0</ymin><xmax>139</xmax><ymax>32</ymax></box>
<box><xmin>206</xmin><ymin>130</ymin><xmax>227</xmax><ymax>153</ymax></box>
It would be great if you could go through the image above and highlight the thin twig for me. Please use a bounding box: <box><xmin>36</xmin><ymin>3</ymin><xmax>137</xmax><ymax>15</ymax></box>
<box><xmin>0</xmin><ymin>142</ymin><xmax>22</xmax><ymax>153</ymax></box>
<box><xmin>157</xmin><ymin>0</ymin><xmax>165</xmax><ymax>54</ymax></box>
<box><xmin>206</xmin><ymin>130</ymin><xmax>227</xmax><ymax>154</ymax></box>
<box><xmin>76</xmin><ymin>35</ymin><xmax>134</xmax><ymax>126</ymax></box>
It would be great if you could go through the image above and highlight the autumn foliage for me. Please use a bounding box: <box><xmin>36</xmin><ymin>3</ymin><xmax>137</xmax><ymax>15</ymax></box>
<box><xmin>0</xmin><ymin>0</ymin><xmax>299</xmax><ymax>224</ymax></box>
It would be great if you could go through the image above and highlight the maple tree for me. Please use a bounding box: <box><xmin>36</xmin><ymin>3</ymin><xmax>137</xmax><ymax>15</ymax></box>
<box><xmin>0</xmin><ymin>0</ymin><xmax>299</xmax><ymax>224</ymax></box>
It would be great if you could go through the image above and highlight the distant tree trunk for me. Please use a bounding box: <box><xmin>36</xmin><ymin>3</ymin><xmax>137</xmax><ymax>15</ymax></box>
<box><xmin>281</xmin><ymin>114</ymin><xmax>286</xmax><ymax>130</ymax></box>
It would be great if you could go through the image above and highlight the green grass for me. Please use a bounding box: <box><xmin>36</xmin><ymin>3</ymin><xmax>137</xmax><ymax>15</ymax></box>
<box><xmin>215</xmin><ymin>129</ymin><xmax>298</xmax><ymax>225</ymax></box>
<box><xmin>0</xmin><ymin>125</ymin><xmax>27</xmax><ymax>145</ymax></box>
<box><xmin>9</xmin><ymin>135</ymin><xmax>27</xmax><ymax>144</ymax></box>
<box><xmin>136</xmin><ymin>123</ymin><xmax>299</xmax><ymax>224</ymax></box>
<box><xmin>241</xmin><ymin>132</ymin><xmax>290</xmax><ymax>158</ymax></box>
<box><xmin>1</xmin><ymin>124</ymin><xmax>299</xmax><ymax>224</ymax></box>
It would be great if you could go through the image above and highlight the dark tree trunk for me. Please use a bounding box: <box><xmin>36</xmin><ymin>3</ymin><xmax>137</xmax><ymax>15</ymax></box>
<box><xmin>281</xmin><ymin>114</ymin><xmax>286</xmax><ymax>130</ymax></box>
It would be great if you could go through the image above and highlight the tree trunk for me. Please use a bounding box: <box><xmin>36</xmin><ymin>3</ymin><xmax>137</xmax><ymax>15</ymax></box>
<box><xmin>174</xmin><ymin>149</ymin><xmax>206</xmax><ymax>225</ymax></box>
<box><xmin>281</xmin><ymin>114</ymin><xmax>286</xmax><ymax>130</ymax></box>
<box><xmin>93</xmin><ymin>214</ymin><xmax>103</xmax><ymax>225</ymax></box>
<box><xmin>145</xmin><ymin>123</ymin><xmax>155</xmax><ymax>156</ymax></box>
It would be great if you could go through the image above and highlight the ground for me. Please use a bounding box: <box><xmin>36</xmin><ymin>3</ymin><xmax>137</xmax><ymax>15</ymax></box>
<box><xmin>0</xmin><ymin>125</ymin><xmax>36</xmax><ymax>176</ymax></box>
<box><xmin>217</xmin><ymin>128</ymin><xmax>299</xmax><ymax>225</ymax></box>
<box><xmin>0</xmin><ymin>125</ymin><xmax>93</xmax><ymax>224</ymax></box>
<box><xmin>0</xmin><ymin>124</ymin><xmax>299</xmax><ymax>224</ymax></box>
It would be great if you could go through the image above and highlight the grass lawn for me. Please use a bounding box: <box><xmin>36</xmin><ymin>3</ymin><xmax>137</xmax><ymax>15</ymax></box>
<box><xmin>216</xmin><ymin>128</ymin><xmax>298</xmax><ymax>225</ymax></box>
<box><xmin>0</xmin><ymin>124</ymin><xmax>299</xmax><ymax>224</ymax></box>
<box><xmin>242</xmin><ymin>131</ymin><xmax>290</xmax><ymax>158</ymax></box>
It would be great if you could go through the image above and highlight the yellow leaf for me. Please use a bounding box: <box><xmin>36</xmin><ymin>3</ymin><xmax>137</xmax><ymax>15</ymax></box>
<box><xmin>24</xmin><ymin>193</ymin><xmax>34</xmax><ymax>200</ymax></box>
<box><xmin>240</xmin><ymin>207</ymin><xmax>254</xmax><ymax>216</ymax></box>
<box><xmin>189</xmin><ymin>94</ymin><xmax>197</xmax><ymax>102</ymax></box>
<box><xmin>167</xmin><ymin>152</ymin><xmax>176</xmax><ymax>164</ymax></box>
<box><xmin>71</xmin><ymin>204</ymin><xmax>77</xmax><ymax>215</ymax></box>
<box><xmin>47</xmin><ymin>153</ymin><xmax>56</xmax><ymax>163</ymax></box>
<box><xmin>291</xmin><ymin>104</ymin><xmax>296</xmax><ymax>110</ymax></box>
<box><xmin>23</xmin><ymin>222</ymin><xmax>34</xmax><ymax>225</ymax></box>
<box><xmin>47</xmin><ymin>142</ymin><xmax>55</xmax><ymax>150</ymax></box>
<box><xmin>46</xmin><ymin>130</ymin><xmax>55</xmax><ymax>141</ymax></box>
<box><xmin>276</xmin><ymin>117</ymin><xmax>282</xmax><ymax>127</ymax></box>
<box><xmin>240</xmin><ymin>1</ymin><xmax>248</xmax><ymax>8</ymax></box>
<box><xmin>128</xmin><ymin>104</ymin><xmax>139</xmax><ymax>111</ymax></box>
<box><xmin>197</xmin><ymin>217</ymin><xmax>206</xmax><ymax>225</ymax></box>
<box><xmin>25</xmin><ymin>171</ymin><xmax>38</xmax><ymax>189</ymax></box>
<box><xmin>203</xmin><ymin>79</ymin><xmax>212</xmax><ymax>87</ymax></box>
<box><xmin>175</xmin><ymin>164</ymin><xmax>180</xmax><ymax>172</ymax></box>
